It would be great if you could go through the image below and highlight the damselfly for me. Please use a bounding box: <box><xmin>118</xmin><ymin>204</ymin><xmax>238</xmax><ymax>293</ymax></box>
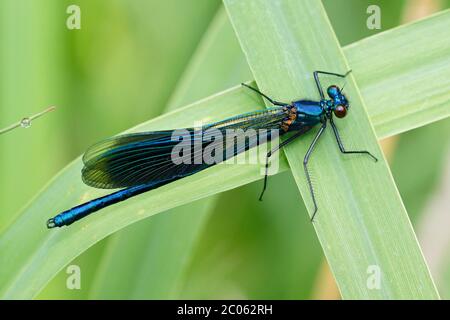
<box><xmin>47</xmin><ymin>70</ymin><xmax>377</xmax><ymax>229</ymax></box>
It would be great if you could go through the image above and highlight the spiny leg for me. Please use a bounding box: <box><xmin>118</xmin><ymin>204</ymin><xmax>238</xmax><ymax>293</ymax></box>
<box><xmin>330</xmin><ymin>117</ymin><xmax>378</xmax><ymax>162</ymax></box>
<box><xmin>241</xmin><ymin>83</ymin><xmax>289</xmax><ymax>107</ymax></box>
<box><xmin>313</xmin><ymin>70</ymin><xmax>352</xmax><ymax>99</ymax></box>
<box><xmin>304</xmin><ymin>122</ymin><xmax>327</xmax><ymax>222</ymax></box>
<box><xmin>259</xmin><ymin>129</ymin><xmax>307</xmax><ymax>201</ymax></box>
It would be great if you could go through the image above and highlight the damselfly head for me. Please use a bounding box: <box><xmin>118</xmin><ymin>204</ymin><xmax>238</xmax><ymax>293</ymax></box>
<box><xmin>327</xmin><ymin>85</ymin><xmax>340</xmax><ymax>99</ymax></box>
<box><xmin>327</xmin><ymin>85</ymin><xmax>349</xmax><ymax>118</ymax></box>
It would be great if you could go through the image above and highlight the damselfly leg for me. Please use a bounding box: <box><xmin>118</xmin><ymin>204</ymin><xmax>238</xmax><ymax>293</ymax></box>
<box><xmin>313</xmin><ymin>69</ymin><xmax>377</xmax><ymax>162</ymax></box>
<box><xmin>304</xmin><ymin>122</ymin><xmax>327</xmax><ymax>222</ymax></box>
<box><xmin>330</xmin><ymin>117</ymin><xmax>378</xmax><ymax>162</ymax></box>
<box><xmin>241</xmin><ymin>83</ymin><xmax>289</xmax><ymax>106</ymax></box>
<box><xmin>259</xmin><ymin>129</ymin><xmax>309</xmax><ymax>201</ymax></box>
<box><xmin>313</xmin><ymin>70</ymin><xmax>352</xmax><ymax>99</ymax></box>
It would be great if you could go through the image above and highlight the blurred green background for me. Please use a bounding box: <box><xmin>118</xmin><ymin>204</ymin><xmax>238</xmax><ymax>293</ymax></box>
<box><xmin>0</xmin><ymin>0</ymin><xmax>449</xmax><ymax>299</ymax></box>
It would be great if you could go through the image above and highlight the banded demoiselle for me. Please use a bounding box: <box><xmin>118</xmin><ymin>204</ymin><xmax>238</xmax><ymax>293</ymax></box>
<box><xmin>47</xmin><ymin>70</ymin><xmax>377</xmax><ymax>229</ymax></box>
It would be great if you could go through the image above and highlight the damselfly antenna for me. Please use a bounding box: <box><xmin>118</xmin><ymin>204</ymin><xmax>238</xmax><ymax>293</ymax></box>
<box><xmin>0</xmin><ymin>106</ymin><xmax>56</xmax><ymax>135</ymax></box>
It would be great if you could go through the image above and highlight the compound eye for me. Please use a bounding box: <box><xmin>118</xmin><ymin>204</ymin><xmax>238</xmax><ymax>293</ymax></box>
<box><xmin>327</xmin><ymin>85</ymin><xmax>340</xmax><ymax>98</ymax></box>
<box><xmin>334</xmin><ymin>105</ymin><xmax>347</xmax><ymax>118</ymax></box>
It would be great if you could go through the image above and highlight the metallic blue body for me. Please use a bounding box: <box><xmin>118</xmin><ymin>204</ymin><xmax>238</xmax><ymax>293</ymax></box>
<box><xmin>291</xmin><ymin>100</ymin><xmax>323</xmax><ymax>129</ymax></box>
<box><xmin>49</xmin><ymin>184</ymin><xmax>156</xmax><ymax>227</ymax></box>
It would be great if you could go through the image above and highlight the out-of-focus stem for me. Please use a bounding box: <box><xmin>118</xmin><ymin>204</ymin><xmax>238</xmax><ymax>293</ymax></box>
<box><xmin>0</xmin><ymin>106</ymin><xmax>56</xmax><ymax>135</ymax></box>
